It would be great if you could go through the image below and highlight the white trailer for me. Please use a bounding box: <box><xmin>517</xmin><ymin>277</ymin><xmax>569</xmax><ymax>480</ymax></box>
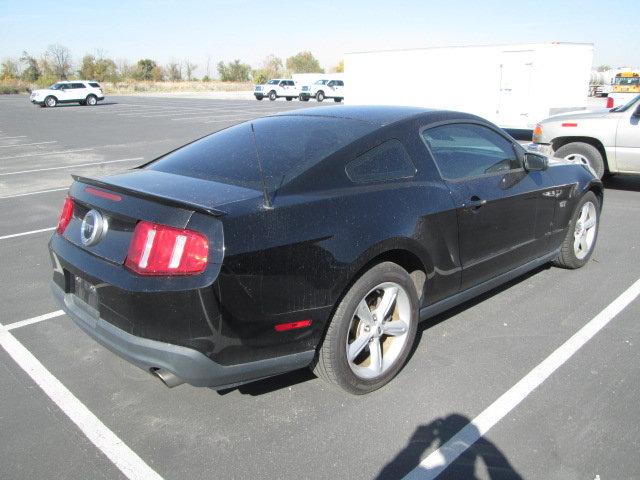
<box><xmin>344</xmin><ymin>43</ymin><xmax>594</xmax><ymax>129</ymax></box>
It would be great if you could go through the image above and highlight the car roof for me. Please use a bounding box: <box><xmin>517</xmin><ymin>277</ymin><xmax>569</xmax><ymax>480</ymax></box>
<box><xmin>275</xmin><ymin>105</ymin><xmax>480</xmax><ymax>127</ymax></box>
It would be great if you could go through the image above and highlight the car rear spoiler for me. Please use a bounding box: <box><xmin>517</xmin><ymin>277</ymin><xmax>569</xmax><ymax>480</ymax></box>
<box><xmin>72</xmin><ymin>174</ymin><xmax>226</xmax><ymax>217</ymax></box>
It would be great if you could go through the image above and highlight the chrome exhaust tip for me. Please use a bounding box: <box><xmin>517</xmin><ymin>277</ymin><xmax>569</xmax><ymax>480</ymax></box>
<box><xmin>151</xmin><ymin>368</ymin><xmax>185</xmax><ymax>388</ymax></box>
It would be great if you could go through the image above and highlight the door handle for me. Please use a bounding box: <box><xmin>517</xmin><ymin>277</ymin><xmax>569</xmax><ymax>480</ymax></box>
<box><xmin>464</xmin><ymin>196</ymin><xmax>487</xmax><ymax>210</ymax></box>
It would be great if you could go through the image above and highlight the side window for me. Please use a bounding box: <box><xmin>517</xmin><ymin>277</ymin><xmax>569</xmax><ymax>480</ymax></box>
<box><xmin>327</xmin><ymin>81</ymin><xmax>335</xmax><ymax>87</ymax></box>
<box><xmin>336</xmin><ymin>81</ymin><xmax>344</xmax><ymax>86</ymax></box>
<box><xmin>346</xmin><ymin>139</ymin><xmax>416</xmax><ymax>184</ymax></box>
<box><xmin>71</xmin><ymin>83</ymin><xmax>84</xmax><ymax>89</ymax></box>
<box><xmin>288</xmin><ymin>81</ymin><xmax>295</xmax><ymax>86</ymax></box>
<box><xmin>279</xmin><ymin>81</ymin><xmax>286</xmax><ymax>87</ymax></box>
<box><xmin>89</xmin><ymin>82</ymin><xmax>101</xmax><ymax>88</ymax></box>
<box><xmin>421</xmin><ymin>123</ymin><xmax>520</xmax><ymax>180</ymax></box>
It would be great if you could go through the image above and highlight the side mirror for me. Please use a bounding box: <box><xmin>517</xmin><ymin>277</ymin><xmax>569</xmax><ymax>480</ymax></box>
<box><xmin>524</xmin><ymin>152</ymin><xmax>548</xmax><ymax>172</ymax></box>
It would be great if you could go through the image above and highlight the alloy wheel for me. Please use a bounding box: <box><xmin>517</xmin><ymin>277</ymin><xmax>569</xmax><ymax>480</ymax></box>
<box><xmin>573</xmin><ymin>201</ymin><xmax>597</xmax><ymax>259</ymax></box>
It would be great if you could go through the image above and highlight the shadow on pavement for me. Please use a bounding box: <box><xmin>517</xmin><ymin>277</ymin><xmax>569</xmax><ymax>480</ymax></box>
<box><xmin>603</xmin><ymin>174</ymin><xmax>640</xmax><ymax>192</ymax></box>
<box><xmin>216</xmin><ymin>367</ymin><xmax>316</xmax><ymax>396</ymax></box>
<box><xmin>376</xmin><ymin>414</ymin><xmax>523</xmax><ymax>480</ymax></box>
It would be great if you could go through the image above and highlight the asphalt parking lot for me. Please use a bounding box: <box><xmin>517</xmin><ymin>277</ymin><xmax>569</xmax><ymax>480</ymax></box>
<box><xmin>1</xmin><ymin>94</ymin><xmax>639</xmax><ymax>480</ymax></box>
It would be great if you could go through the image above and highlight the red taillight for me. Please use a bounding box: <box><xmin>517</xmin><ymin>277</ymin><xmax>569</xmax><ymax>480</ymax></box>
<box><xmin>606</xmin><ymin>96</ymin><xmax>614</xmax><ymax>108</ymax></box>
<box><xmin>125</xmin><ymin>221</ymin><xmax>209</xmax><ymax>276</ymax></box>
<box><xmin>56</xmin><ymin>197</ymin><xmax>74</xmax><ymax>234</ymax></box>
<box><xmin>274</xmin><ymin>320</ymin><xmax>312</xmax><ymax>332</ymax></box>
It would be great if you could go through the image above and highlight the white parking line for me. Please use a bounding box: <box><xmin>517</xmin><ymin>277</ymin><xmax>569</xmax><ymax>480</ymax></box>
<box><xmin>0</xmin><ymin>141</ymin><xmax>58</xmax><ymax>148</ymax></box>
<box><xmin>0</xmin><ymin>227</ymin><xmax>55</xmax><ymax>240</ymax></box>
<box><xmin>4</xmin><ymin>310</ymin><xmax>65</xmax><ymax>331</ymax></box>
<box><xmin>0</xmin><ymin>187</ymin><xmax>68</xmax><ymax>200</ymax></box>
<box><xmin>0</xmin><ymin>321</ymin><xmax>164</xmax><ymax>480</ymax></box>
<box><xmin>0</xmin><ymin>147</ymin><xmax>94</xmax><ymax>161</ymax></box>
<box><xmin>0</xmin><ymin>135</ymin><xmax>28</xmax><ymax>140</ymax></box>
<box><xmin>403</xmin><ymin>277</ymin><xmax>640</xmax><ymax>480</ymax></box>
<box><xmin>0</xmin><ymin>157</ymin><xmax>143</xmax><ymax>177</ymax></box>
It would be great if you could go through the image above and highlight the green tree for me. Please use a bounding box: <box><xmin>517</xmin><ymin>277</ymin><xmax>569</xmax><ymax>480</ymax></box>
<box><xmin>167</xmin><ymin>61</ymin><xmax>182</xmax><ymax>81</ymax></box>
<box><xmin>20</xmin><ymin>51</ymin><xmax>41</xmax><ymax>81</ymax></box>
<box><xmin>286</xmin><ymin>51</ymin><xmax>323</xmax><ymax>73</ymax></box>
<box><xmin>183</xmin><ymin>59</ymin><xmax>197</xmax><ymax>81</ymax></box>
<box><xmin>217</xmin><ymin>59</ymin><xmax>251</xmax><ymax>82</ymax></box>
<box><xmin>79</xmin><ymin>54</ymin><xmax>97</xmax><ymax>79</ymax></box>
<box><xmin>94</xmin><ymin>57</ymin><xmax>118</xmax><ymax>81</ymax></box>
<box><xmin>333</xmin><ymin>60</ymin><xmax>344</xmax><ymax>73</ymax></box>
<box><xmin>252</xmin><ymin>54</ymin><xmax>283</xmax><ymax>84</ymax></box>
<box><xmin>45</xmin><ymin>44</ymin><xmax>72</xmax><ymax>79</ymax></box>
<box><xmin>1</xmin><ymin>58</ymin><xmax>20</xmax><ymax>80</ymax></box>
<box><xmin>135</xmin><ymin>59</ymin><xmax>157</xmax><ymax>80</ymax></box>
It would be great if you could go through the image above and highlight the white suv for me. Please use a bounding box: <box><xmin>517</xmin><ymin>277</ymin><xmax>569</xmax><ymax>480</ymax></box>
<box><xmin>299</xmin><ymin>79</ymin><xmax>344</xmax><ymax>102</ymax></box>
<box><xmin>254</xmin><ymin>79</ymin><xmax>299</xmax><ymax>101</ymax></box>
<box><xmin>30</xmin><ymin>81</ymin><xmax>105</xmax><ymax>107</ymax></box>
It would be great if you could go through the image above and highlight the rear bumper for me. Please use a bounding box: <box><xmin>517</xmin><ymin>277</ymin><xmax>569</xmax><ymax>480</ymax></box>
<box><xmin>51</xmin><ymin>281</ymin><xmax>315</xmax><ymax>389</ymax></box>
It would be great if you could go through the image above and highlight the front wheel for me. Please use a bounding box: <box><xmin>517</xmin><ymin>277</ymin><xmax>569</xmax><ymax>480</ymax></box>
<box><xmin>255</xmin><ymin>95</ymin><xmax>264</xmax><ymax>101</ymax></box>
<box><xmin>86</xmin><ymin>95</ymin><xmax>98</xmax><ymax>106</ymax></box>
<box><xmin>555</xmin><ymin>142</ymin><xmax>605</xmax><ymax>179</ymax></box>
<box><xmin>316</xmin><ymin>91</ymin><xmax>325</xmax><ymax>102</ymax></box>
<box><xmin>44</xmin><ymin>96</ymin><xmax>57</xmax><ymax>108</ymax></box>
<box><xmin>313</xmin><ymin>262</ymin><xmax>419</xmax><ymax>394</ymax></box>
<box><xmin>286</xmin><ymin>97</ymin><xmax>292</xmax><ymax>101</ymax></box>
<box><xmin>268</xmin><ymin>91</ymin><xmax>277</xmax><ymax>101</ymax></box>
<box><xmin>553</xmin><ymin>191</ymin><xmax>600</xmax><ymax>269</ymax></box>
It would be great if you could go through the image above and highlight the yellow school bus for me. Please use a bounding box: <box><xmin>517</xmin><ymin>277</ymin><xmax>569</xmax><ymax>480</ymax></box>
<box><xmin>613</xmin><ymin>71</ymin><xmax>640</xmax><ymax>93</ymax></box>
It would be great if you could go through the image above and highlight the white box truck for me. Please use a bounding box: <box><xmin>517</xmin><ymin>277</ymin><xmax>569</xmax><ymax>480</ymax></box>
<box><xmin>344</xmin><ymin>43</ymin><xmax>594</xmax><ymax>129</ymax></box>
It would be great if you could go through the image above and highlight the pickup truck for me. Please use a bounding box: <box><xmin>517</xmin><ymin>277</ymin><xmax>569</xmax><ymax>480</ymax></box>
<box><xmin>299</xmin><ymin>79</ymin><xmax>344</xmax><ymax>102</ymax></box>
<box><xmin>530</xmin><ymin>94</ymin><xmax>640</xmax><ymax>178</ymax></box>
<box><xmin>254</xmin><ymin>79</ymin><xmax>298</xmax><ymax>101</ymax></box>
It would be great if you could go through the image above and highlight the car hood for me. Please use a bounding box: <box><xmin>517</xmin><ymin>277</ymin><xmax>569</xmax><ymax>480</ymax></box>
<box><xmin>31</xmin><ymin>89</ymin><xmax>53</xmax><ymax>95</ymax></box>
<box><xmin>545</xmin><ymin>108</ymin><xmax>611</xmax><ymax>123</ymax></box>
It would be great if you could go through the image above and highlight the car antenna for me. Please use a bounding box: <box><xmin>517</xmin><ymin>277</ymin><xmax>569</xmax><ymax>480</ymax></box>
<box><xmin>250</xmin><ymin>122</ymin><xmax>273</xmax><ymax>210</ymax></box>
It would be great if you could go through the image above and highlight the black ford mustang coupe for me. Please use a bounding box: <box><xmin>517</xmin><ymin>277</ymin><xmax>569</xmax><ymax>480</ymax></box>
<box><xmin>49</xmin><ymin>106</ymin><xmax>602</xmax><ymax>394</ymax></box>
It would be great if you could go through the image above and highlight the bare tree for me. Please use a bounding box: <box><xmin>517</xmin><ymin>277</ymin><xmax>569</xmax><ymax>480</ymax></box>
<box><xmin>167</xmin><ymin>61</ymin><xmax>182</xmax><ymax>81</ymax></box>
<box><xmin>184</xmin><ymin>59</ymin><xmax>197</xmax><ymax>81</ymax></box>
<box><xmin>46</xmin><ymin>44</ymin><xmax>72</xmax><ymax>79</ymax></box>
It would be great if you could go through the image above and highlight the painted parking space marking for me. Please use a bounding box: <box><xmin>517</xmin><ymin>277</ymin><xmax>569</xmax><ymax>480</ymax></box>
<box><xmin>0</xmin><ymin>227</ymin><xmax>55</xmax><ymax>241</ymax></box>
<box><xmin>403</xmin><ymin>278</ymin><xmax>640</xmax><ymax>480</ymax></box>
<box><xmin>0</xmin><ymin>135</ymin><xmax>28</xmax><ymax>140</ymax></box>
<box><xmin>0</xmin><ymin>187</ymin><xmax>68</xmax><ymax>200</ymax></box>
<box><xmin>4</xmin><ymin>310</ymin><xmax>65</xmax><ymax>331</ymax></box>
<box><xmin>0</xmin><ymin>157</ymin><xmax>144</xmax><ymax>177</ymax></box>
<box><xmin>0</xmin><ymin>148</ymin><xmax>94</xmax><ymax>161</ymax></box>
<box><xmin>0</xmin><ymin>320</ymin><xmax>164</xmax><ymax>480</ymax></box>
<box><xmin>0</xmin><ymin>141</ymin><xmax>58</xmax><ymax>148</ymax></box>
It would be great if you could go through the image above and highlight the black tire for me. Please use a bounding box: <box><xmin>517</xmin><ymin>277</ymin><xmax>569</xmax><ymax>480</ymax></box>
<box><xmin>255</xmin><ymin>95</ymin><xmax>264</xmax><ymax>101</ymax></box>
<box><xmin>79</xmin><ymin>100</ymin><xmax>87</xmax><ymax>106</ymax></box>
<box><xmin>86</xmin><ymin>95</ymin><xmax>98</xmax><ymax>106</ymax></box>
<box><xmin>313</xmin><ymin>262</ymin><xmax>419</xmax><ymax>394</ymax></box>
<box><xmin>334</xmin><ymin>97</ymin><xmax>342</xmax><ymax>103</ymax></box>
<box><xmin>555</xmin><ymin>142</ymin><xmax>606</xmax><ymax>179</ymax></box>
<box><xmin>316</xmin><ymin>91</ymin><xmax>325</xmax><ymax>102</ymax></box>
<box><xmin>286</xmin><ymin>97</ymin><xmax>292</xmax><ymax>101</ymax></box>
<box><xmin>300</xmin><ymin>96</ymin><xmax>309</xmax><ymax>102</ymax></box>
<box><xmin>553</xmin><ymin>191</ymin><xmax>600</xmax><ymax>269</ymax></box>
<box><xmin>44</xmin><ymin>96</ymin><xmax>57</xmax><ymax>108</ymax></box>
<box><xmin>268</xmin><ymin>91</ymin><xmax>277</xmax><ymax>101</ymax></box>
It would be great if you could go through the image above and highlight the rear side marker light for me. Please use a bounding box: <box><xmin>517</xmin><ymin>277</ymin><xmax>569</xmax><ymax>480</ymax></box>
<box><xmin>85</xmin><ymin>186</ymin><xmax>121</xmax><ymax>202</ymax></box>
<box><xmin>56</xmin><ymin>197</ymin><xmax>74</xmax><ymax>234</ymax></box>
<box><xmin>125</xmin><ymin>221</ymin><xmax>208</xmax><ymax>276</ymax></box>
<box><xmin>561</xmin><ymin>123</ymin><xmax>578</xmax><ymax>127</ymax></box>
<box><xmin>274</xmin><ymin>320</ymin><xmax>312</xmax><ymax>332</ymax></box>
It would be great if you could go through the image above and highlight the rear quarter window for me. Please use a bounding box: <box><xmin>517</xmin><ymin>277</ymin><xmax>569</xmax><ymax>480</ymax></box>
<box><xmin>345</xmin><ymin>140</ymin><xmax>416</xmax><ymax>184</ymax></box>
<box><xmin>89</xmin><ymin>82</ymin><xmax>101</xmax><ymax>88</ymax></box>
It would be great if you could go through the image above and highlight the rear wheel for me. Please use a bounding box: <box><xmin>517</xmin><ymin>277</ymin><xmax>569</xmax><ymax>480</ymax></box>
<box><xmin>268</xmin><ymin>91</ymin><xmax>277</xmax><ymax>101</ymax></box>
<box><xmin>553</xmin><ymin>191</ymin><xmax>600</xmax><ymax>269</ymax></box>
<box><xmin>44</xmin><ymin>96</ymin><xmax>57</xmax><ymax>108</ymax></box>
<box><xmin>555</xmin><ymin>142</ymin><xmax>605</xmax><ymax>178</ymax></box>
<box><xmin>300</xmin><ymin>95</ymin><xmax>309</xmax><ymax>102</ymax></box>
<box><xmin>334</xmin><ymin>97</ymin><xmax>343</xmax><ymax>103</ymax></box>
<box><xmin>313</xmin><ymin>262</ymin><xmax>419</xmax><ymax>394</ymax></box>
<box><xmin>316</xmin><ymin>91</ymin><xmax>325</xmax><ymax>102</ymax></box>
<box><xmin>286</xmin><ymin>97</ymin><xmax>293</xmax><ymax>101</ymax></box>
<box><xmin>255</xmin><ymin>95</ymin><xmax>264</xmax><ymax>101</ymax></box>
<box><xmin>86</xmin><ymin>95</ymin><xmax>98</xmax><ymax>106</ymax></box>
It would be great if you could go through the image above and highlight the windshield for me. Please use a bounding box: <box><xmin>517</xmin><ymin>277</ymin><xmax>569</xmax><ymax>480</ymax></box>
<box><xmin>267</xmin><ymin>79</ymin><xmax>279</xmax><ymax>85</ymax></box>
<box><xmin>49</xmin><ymin>83</ymin><xmax>65</xmax><ymax>90</ymax></box>
<box><xmin>610</xmin><ymin>94</ymin><xmax>640</xmax><ymax>112</ymax></box>
<box><xmin>614</xmin><ymin>76</ymin><xmax>640</xmax><ymax>86</ymax></box>
<box><xmin>146</xmin><ymin>116</ymin><xmax>376</xmax><ymax>191</ymax></box>
<box><xmin>314</xmin><ymin>80</ymin><xmax>328</xmax><ymax>85</ymax></box>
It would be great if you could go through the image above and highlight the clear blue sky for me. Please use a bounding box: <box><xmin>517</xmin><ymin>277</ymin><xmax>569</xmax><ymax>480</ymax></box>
<box><xmin>1</xmin><ymin>0</ymin><xmax>637</xmax><ymax>76</ymax></box>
